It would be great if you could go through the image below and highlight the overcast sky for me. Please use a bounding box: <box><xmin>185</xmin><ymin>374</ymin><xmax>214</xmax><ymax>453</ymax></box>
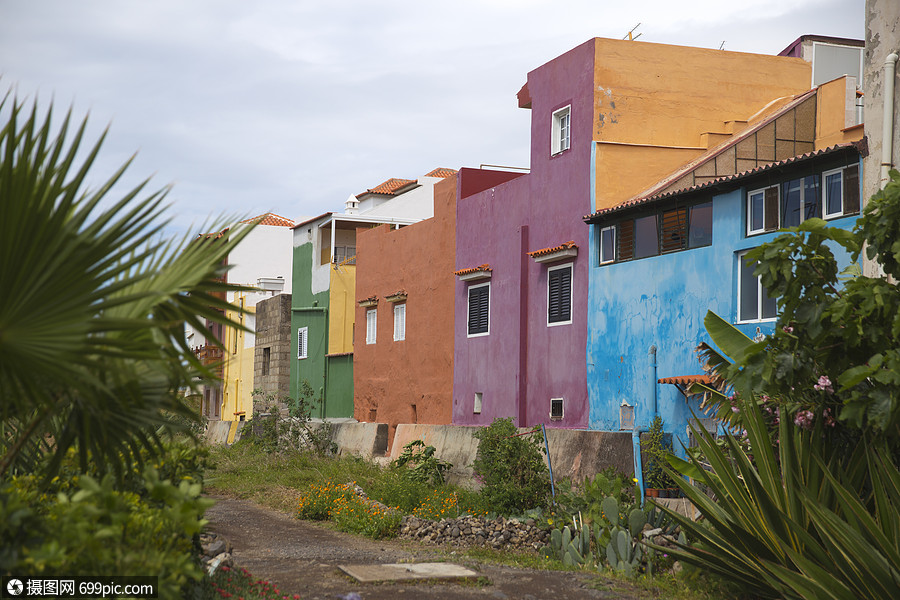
<box><xmin>1</xmin><ymin>0</ymin><xmax>865</xmax><ymax>233</ymax></box>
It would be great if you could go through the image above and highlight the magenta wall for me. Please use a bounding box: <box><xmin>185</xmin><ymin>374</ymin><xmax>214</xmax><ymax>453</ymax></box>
<box><xmin>453</xmin><ymin>40</ymin><xmax>594</xmax><ymax>429</ymax></box>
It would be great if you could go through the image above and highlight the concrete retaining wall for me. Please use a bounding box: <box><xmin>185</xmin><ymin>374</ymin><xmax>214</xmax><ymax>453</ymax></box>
<box><xmin>205</xmin><ymin>419</ymin><xmax>634</xmax><ymax>489</ymax></box>
<box><xmin>391</xmin><ymin>424</ymin><xmax>634</xmax><ymax>488</ymax></box>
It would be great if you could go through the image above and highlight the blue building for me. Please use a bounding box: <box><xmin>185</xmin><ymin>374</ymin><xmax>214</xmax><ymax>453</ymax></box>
<box><xmin>583</xmin><ymin>79</ymin><xmax>865</xmax><ymax>451</ymax></box>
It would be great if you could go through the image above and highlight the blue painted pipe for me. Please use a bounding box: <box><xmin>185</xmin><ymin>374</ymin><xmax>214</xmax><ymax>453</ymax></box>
<box><xmin>633</xmin><ymin>429</ymin><xmax>645</xmax><ymax>506</ymax></box>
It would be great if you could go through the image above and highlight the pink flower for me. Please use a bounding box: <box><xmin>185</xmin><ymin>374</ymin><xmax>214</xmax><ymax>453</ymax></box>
<box><xmin>814</xmin><ymin>375</ymin><xmax>834</xmax><ymax>394</ymax></box>
<box><xmin>783</xmin><ymin>326</ymin><xmax>794</xmax><ymax>333</ymax></box>
<box><xmin>794</xmin><ymin>410</ymin><xmax>814</xmax><ymax>430</ymax></box>
<box><xmin>731</xmin><ymin>406</ymin><xmax>740</xmax><ymax>413</ymax></box>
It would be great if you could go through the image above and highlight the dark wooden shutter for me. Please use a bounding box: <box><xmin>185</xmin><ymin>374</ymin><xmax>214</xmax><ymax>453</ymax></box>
<box><xmin>467</xmin><ymin>285</ymin><xmax>489</xmax><ymax>334</ymax></box>
<box><xmin>764</xmin><ymin>186</ymin><xmax>779</xmax><ymax>231</ymax></box>
<box><xmin>617</xmin><ymin>220</ymin><xmax>634</xmax><ymax>261</ymax></box>
<box><xmin>844</xmin><ymin>164</ymin><xmax>860</xmax><ymax>214</ymax></box>
<box><xmin>660</xmin><ymin>207</ymin><xmax>687</xmax><ymax>253</ymax></box>
<box><xmin>548</xmin><ymin>266</ymin><xmax>572</xmax><ymax>323</ymax></box>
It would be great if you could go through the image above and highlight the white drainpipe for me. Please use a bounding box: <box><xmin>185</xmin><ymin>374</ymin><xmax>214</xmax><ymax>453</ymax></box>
<box><xmin>882</xmin><ymin>52</ymin><xmax>899</xmax><ymax>187</ymax></box>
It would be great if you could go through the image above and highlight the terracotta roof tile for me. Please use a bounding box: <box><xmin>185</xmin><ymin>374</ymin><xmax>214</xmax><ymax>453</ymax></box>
<box><xmin>658</xmin><ymin>375</ymin><xmax>712</xmax><ymax>385</ymax></box>
<box><xmin>241</xmin><ymin>213</ymin><xmax>296</xmax><ymax>227</ymax></box>
<box><xmin>356</xmin><ymin>178</ymin><xmax>416</xmax><ymax>198</ymax></box>
<box><xmin>424</xmin><ymin>168</ymin><xmax>458</xmax><ymax>179</ymax></box>
<box><xmin>454</xmin><ymin>264</ymin><xmax>492</xmax><ymax>277</ymax></box>
<box><xmin>527</xmin><ymin>241</ymin><xmax>577</xmax><ymax>258</ymax></box>
<box><xmin>584</xmin><ymin>141</ymin><xmax>863</xmax><ymax>222</ymax></box>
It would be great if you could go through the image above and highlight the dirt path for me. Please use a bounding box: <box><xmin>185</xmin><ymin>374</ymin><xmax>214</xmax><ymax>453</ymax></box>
<box><xmin>205</xmin><ymin>495</ymin><xmax>644</xmax><ymax>600</ymax></box>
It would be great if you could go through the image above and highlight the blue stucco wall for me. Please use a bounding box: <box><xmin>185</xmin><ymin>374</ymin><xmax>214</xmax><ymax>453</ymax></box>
<box><xmin>586</xmin><ymin>169</ymin><xmax>861</xmax><ymax>450</ymax></box>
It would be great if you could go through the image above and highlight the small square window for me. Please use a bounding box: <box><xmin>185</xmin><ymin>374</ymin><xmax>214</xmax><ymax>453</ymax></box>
<box><xmin>474</xmin><ymin>392</ymin><xmax>483</xmax><ymax>414</ymax></box>
<box><xmin>297</xmin><ymin>327</ymin><xmax>308</xmax><ymax>359</ymax></box>
<box><xmin>393</xmin><ymin>304</ymin><xmax>406</xmax><ymax>341</ymax></box>
<box><xmin>747</xmin><ymin>185</ymin><xmax>780</xmax><ymax>235</ymax></box>
<box><xmin>619</xmin><ymin>403</ymin><xmax>634</xmax><ymax>430</ymax></box>
<box><xmin>550</xmin><ymin>397</ymin><xmax>564</xmax><ymax>420</ymax></box>
<box><xmin>551</xmin><ymin>106</ymin><xmax>571</xmax><ymax>155</ymax></box>
<box><xmin>366</xmin><ymin>309</ymin><xmax>377</xmax><ymax>344</ymax></box>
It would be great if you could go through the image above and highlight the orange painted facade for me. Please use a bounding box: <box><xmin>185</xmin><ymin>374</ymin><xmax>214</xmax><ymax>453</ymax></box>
<box><xmin>590</xmin><ymin>38</ymin><xmax>813</xmax><ymax>209</ymax></box>
<box><xmin>353</xmin><ymin>175</ymin><xmax>457</xmax><ymax>449</ymax></box>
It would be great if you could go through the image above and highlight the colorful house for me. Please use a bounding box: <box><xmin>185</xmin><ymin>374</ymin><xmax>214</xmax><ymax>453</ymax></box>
<box><xmin>290</xmin><ymin>170</ymin><xmax>455</xmax><ymax>418</ymax></box>
<box><xmin>453</xmin><ymin>37</ymin><xmax>813</xmax><ymax>429</ymax></box>
<box><xmin>188</xmin><ymin>213</ymin><xmax>295</xmax><ymax>420</ymax></box>
<box><xmin>583</xmin><ymin>73</ymin><xmax>865</xmax><ymax>445</ymax></box>
<box><xmin>352</xmin><ymin>174</ymin><xmax>457</xmax><ymax>445</ymax></box>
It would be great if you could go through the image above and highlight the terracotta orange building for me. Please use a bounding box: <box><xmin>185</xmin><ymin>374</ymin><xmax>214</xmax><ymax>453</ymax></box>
<box><xmin>352</xmin><ymin>174</ymin><xmax>457</xmax><ymax>447</ymax></box>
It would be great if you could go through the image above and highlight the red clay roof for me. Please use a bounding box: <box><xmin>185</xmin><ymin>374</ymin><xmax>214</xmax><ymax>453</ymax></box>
<box><xmin>527</xmin><ymin>241</ymin><xmax>577</xmax><ymax>258</ymax></box>
<box><xmin>425</xmin><ymin>168</ymin><xmax>458</xmax><ymax>179</ymax></box>
<box><xmin>454</xmin><ymin>264</ymin><xmax>492</xmax><ymax>276</ymax></box>
<box><xmin>584</xmin><ymin>141</ymin><xmax>863</xmax><ymax>222</ymax></box>
<box><xmin>658</xmin><ymin>375</ymin><xmax>712</xmax><ymax>385</ymax></box>
<box><xmin>241</xmin><ymin>213</ymin><xmax>296</xmax><ymax>227</ymax></box>
<box><xmin>356</xmin><ymin>178</ymin><xmax>416</xmax><ymax>198</ymax></box>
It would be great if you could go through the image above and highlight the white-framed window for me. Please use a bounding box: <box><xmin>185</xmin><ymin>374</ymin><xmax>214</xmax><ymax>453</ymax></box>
<box><xmin>747</xmin><ymin>185</ymin><xmax>779</xmax><ymax>235</ymax></box>
<box><xmin>467</xmin><ymin>282</ymin><xmax>490</xmax><ymax>337</ymax></box>
<box><xmin>365</xmin><ymin>308</ymin><xmax>377</xmax><ymax>344</ymax></box>
<box><xmin>473</xmin><ymin>392</ymin><xmax>483</xmax><ymax>414</ymax></box>
<box><xmin>737</xmin><ymin>250</ymin><xmax>777</xmax><ymax>323</ymax></box>
<box><xmin>551</xmin><ymin>105</ymin><xmax>571</xmax><ymax>155</ymax></box>
<box><xmin>547</xmin><ymin>263</ymin><xmax>573</xmax><ymax>326</ymax></box>
<box><xmin>599</xmin><ymin>226</ymin><xmax>615</xmax><ymax>264</ymax></box>
<box><xmin>393</xmin><ymin>303</ymin><xmax>406</xmax><ymax>341</ymax></box>
<box><xmin>550</xmin><ymin>397</ymin><xmax>564</xmax><ymax>420</ymax></box>
<box><xmin>297</xmin><ymin>327</ymin><xmax>308</xmax><ymax>359</ymax></box>
<box><xmin>823</xmin><ymin>164</ymin><xmax>860</xmax><ymax>219</ymax></box>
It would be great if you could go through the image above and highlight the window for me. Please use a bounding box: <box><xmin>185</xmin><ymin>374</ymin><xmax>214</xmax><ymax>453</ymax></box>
<box><xmin>550</xmin><ymin>397</ymin><xmax>564</xmax><ymax>420</ymax></box>
<box><xmin>473</xmin><ymin>392</ymin><xmax>482</xmax><ymax>414</ymax></box>
<box><xmin>747</xmin><ymin>185</ymin><xmax>779</xmax><ymax>235</ymax></box>
<box><xmin>599</xmin><ymin>226</ymin><xmax>615</xmax><ymax>264</ymax></box>
<box><xmin>781</xmin><ymin>175</ymin><xmax>820</xmax><ymax>227</ymax></box>
<box><xmin>634</xmin><ymin>215</ymin><xmax>658</xmax><ymax>258</ymax></box>
<box><xmin>365</xmin><ymin>309</ymin><xmax>377</xmax><ymax>344</ymax></box>
<box><xmin>551</xmin><ymin>105</ymin><xmax>571</xmax><ymax>154</ymax></box>
<box><xmin>688</xmin><ymin>201</ymin><xmax>713</xmax><ymax>248</ymax></box>
<box><xmin>297</xmin><ymin>327</ymin><xmax>308</xmax><ymax>359</ymax></box>
<box><xmin>261</xmin><ymin>347</ymin><xmax>271</xmax><ymax>375</ymax></box>
<box><xmin>393</xmin><ymin>304</ymin><xmax>406</xmax><ymax>341</ymax></box>
<box><xmin>547</xmin><ymin>264</ymin><xmax>572</xmax><ymax>325</ymax></box>
<box><xmin>599</xmin><ymin>200</ymin><xmax>712</xmax><ymax>264</ymax></box>
<box><xmin>823</xmin><ymin>164</ymin><xmax>860</xmax><ymax>219</ymax></box>
<box><xmin>467</xmin><ymin>283</ymin><xmax>490</xmax><ymax>336</ymax></box>
<box><xmin>747</xmin><ymin>163</ymin><xmax>859</xmax><ymax>235</ymax></box>
<box><xmin>738</xmin><ymin>251</ymin><xmax>777</xmax><ymax>322</ymax></box>
<box><xmin>619</xmin><ymin>403</ymin><xmax>634</xmax><ymax>430</ymax></box>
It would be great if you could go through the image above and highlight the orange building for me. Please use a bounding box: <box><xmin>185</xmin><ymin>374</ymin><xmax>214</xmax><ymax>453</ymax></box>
<box><xmin>352</xmin><ymin>174</ymin><xmax>457</xmax><ymax>447</ymax></box>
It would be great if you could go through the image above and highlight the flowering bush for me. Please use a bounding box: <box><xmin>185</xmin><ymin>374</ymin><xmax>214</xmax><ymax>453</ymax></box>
<box><xmin>297</xmin><ymin>481</ymin><xmax>401</xmax><ymax>539</ymax></box>
<box><xmin>205</xmin><ymin>565</ymin><xmax>297</xmax><ymax>600</ymax></box>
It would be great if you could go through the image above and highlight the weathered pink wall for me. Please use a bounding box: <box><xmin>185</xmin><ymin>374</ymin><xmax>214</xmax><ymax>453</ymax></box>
<box><xmin>354</xmin><ymin>175</ymin><xmax>458</xmax><ymax>450</ymax></box>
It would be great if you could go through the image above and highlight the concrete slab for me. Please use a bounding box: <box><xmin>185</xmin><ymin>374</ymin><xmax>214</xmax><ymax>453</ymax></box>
<box><xmin>338</xmin><ymin>562</ymin><xmax>478</xmax><ymax>583</ymax></box>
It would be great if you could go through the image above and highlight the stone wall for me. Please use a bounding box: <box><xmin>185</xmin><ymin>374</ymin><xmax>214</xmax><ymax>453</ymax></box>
<box><xmin>253</xmin><ymin>293</ymin><xmax>292</xmax><ymax>414</ymax></box>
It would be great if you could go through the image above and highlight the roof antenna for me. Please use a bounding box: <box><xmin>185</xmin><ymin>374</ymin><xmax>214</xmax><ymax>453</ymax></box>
<box><xmin>719</xmin><ymin>40</ymin><xmax>726</xmax><ymax>50</ymax></box>
<box><xmin>624</xmin><ymin>23</ymin><xmax>642</xmax><ymax>41</ymax></box>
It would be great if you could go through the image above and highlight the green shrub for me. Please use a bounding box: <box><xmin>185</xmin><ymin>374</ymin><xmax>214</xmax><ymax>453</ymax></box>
<box><xmin>472</xmin><ymin>417</ymin><xmax>551</xmax><ymax>514</ymax></box>
<box><xmin>1</xmin><ymin>468</ymin><xmax>212</xmax><ymax>600</ymax></box>
<box><xmin>391</xmin><ymin>440</ymin><xmax>452</xmax><ymax>486</ymax></box>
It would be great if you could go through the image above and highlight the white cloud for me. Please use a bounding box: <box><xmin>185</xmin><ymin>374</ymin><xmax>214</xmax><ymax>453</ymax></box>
<box><xmin>0</xmin><ymin>0</ymin><xmax>865</xmax><ymax>233</ymax></box>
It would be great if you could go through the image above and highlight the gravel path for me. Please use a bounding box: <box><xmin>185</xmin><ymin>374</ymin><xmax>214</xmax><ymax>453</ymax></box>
<box><xmin>205</xmin><ymin>495</ymin><xmax>644</xmax><ymax>600</ymax></box>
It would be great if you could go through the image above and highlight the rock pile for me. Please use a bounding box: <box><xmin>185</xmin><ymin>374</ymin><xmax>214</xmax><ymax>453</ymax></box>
<box><xmin>398</xmin><ymin>515</ymin><xmax>549</xmax><ymax>551</ymax></box>
<box><xmin>200</xmin><ymin>532</ymin><xmax>234</xmax><ymax>576</ymax></box>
